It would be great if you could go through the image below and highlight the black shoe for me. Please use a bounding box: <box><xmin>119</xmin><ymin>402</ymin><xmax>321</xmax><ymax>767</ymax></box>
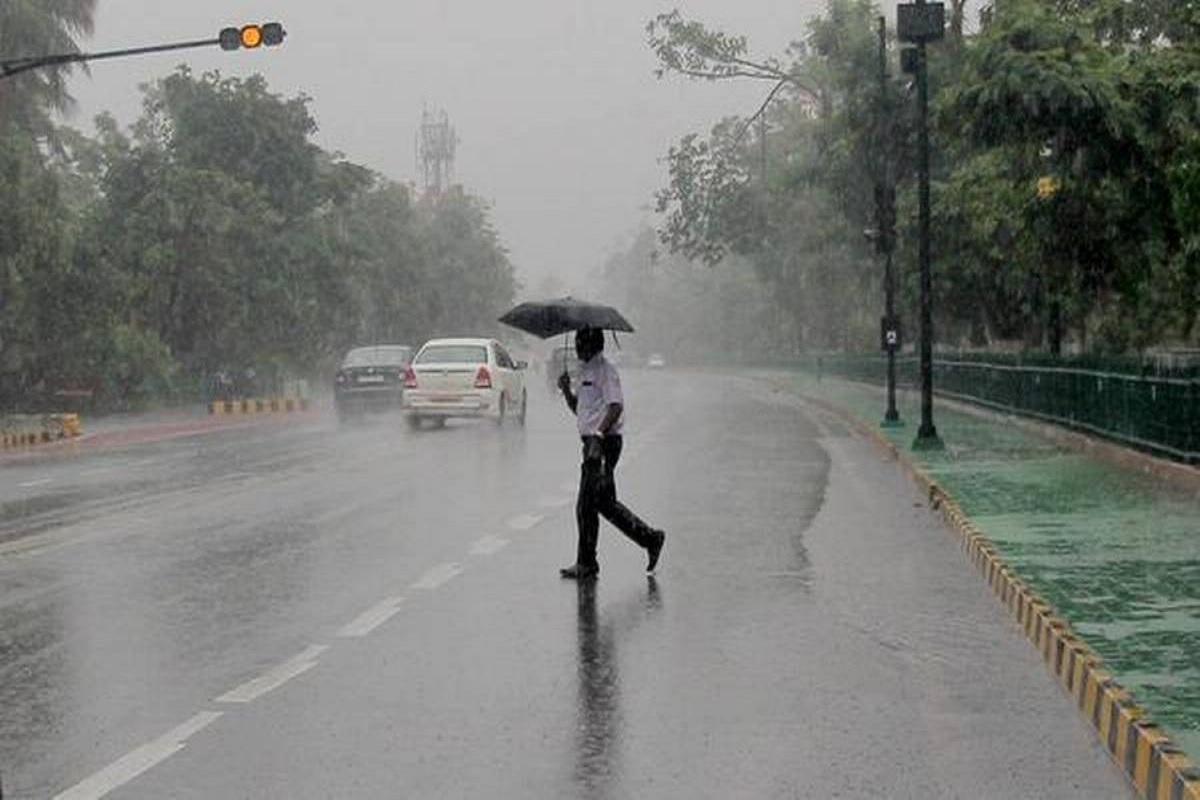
<box><xmin>646</xmin><ymin>529</ymin><xmax>665</xmax><ymax>572</ymax></box>
<box><xmin>560</xmin><ymin>563</ymin><xmax>598</xmax><ymax>580</ymax></box>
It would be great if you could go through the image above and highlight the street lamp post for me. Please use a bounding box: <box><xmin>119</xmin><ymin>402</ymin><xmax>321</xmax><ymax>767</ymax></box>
<box><xmin>898</xmin><ymin>0</ymin><xmax>944</xmax><ymax>450</ymax></box>
<box><xmin>876</xmin><ymin>16</ymin><xmax>902</xmax><ymax>428</ymax></box>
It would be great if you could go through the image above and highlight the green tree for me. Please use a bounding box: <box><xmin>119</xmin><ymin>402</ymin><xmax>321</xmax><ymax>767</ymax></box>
<box><xmin>0</xmin><ymin>0</ymin><xmax>96</xmax><ymax>135</ymax></box>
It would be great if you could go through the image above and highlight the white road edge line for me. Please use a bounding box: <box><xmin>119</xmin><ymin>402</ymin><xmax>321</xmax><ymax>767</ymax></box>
<box><xmin>412</xmin><ymin>562</ymin><xmax>463</xmax><ymax>590</ymax></box>
<box><xmin>52</xmin><ymin>711</ymin><xmax>222</xmax><ymax>800</ymax></box>
<box><xmin>506</xmin><ymin>513</ymin><xmax>544</xmax><ymax>532</ymax></box>
<box><xmin>216</xmin><ymin>645</ymin><xmax>328</xmax><ymax>704</ymax></box>
<box><xmin>469</xmin><ymin>536</ymin><xmax>509</xmax><ymax>556</ymax></box>
<box><xmin>338</xmin><ymin>597</ymin><xmax>405</xmax><ymax>637</ymax></box>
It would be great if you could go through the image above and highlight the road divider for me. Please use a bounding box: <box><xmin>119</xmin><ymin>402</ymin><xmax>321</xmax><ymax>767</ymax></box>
<box><xmin>791</xmin><ymin>386</ymin><xmax>1200</xmax><ymax>800</ymax></box>
<box><xmin>1</xmin><ymin>413</ymin><xmax>82</xmax><ymax>450</ymax></box>
<box><xmin>209</xmin><ymin>396</ymin><xmax>309</xmax><ymax>416</ymax></box>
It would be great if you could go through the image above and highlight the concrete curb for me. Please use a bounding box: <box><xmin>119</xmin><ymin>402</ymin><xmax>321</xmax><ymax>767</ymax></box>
<box><xmin>209</xmin><ymin>397</ymin><xmax>309</xmax><ymax>415</ymax></box>
<box><xmin>790</xmin><ymin>385</ymin><xmax>1200</xmax><ymax>800</ymax></box>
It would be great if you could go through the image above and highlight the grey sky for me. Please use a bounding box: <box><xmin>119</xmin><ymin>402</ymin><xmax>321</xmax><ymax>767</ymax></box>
<box><xmin>67</xmin><ymin>1</ymin><xmax>831</xmax><ymax>291</ymax></box>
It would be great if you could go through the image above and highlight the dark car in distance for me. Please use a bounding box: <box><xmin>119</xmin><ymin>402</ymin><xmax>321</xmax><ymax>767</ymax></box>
<box><xmin>334</xmin><ymin>345</ymin><xmax>413</xmax><ymax>422</ymax></box>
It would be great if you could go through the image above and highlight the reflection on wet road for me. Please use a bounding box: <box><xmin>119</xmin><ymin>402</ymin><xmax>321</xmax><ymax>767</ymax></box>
<box><xmin>572</xmin><ymin>577</ymin><xmax>661</xmax><ymax>799</ymax></box>
<box><xmin>0</xmin><ymin>372</ymin><xmax>1134</xmax><ymax>798</ymax></box>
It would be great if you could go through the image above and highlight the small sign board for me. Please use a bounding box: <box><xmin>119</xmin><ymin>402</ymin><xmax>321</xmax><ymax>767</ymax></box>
<box><xmin>880</xmin><ymin>316</ymin><xmax>903</xmax><ymax>352</ymax></box>
<box><xmin>897</xmin><ymin>3</ymin><xmax>945</xmax><ymax>43</ymax></box>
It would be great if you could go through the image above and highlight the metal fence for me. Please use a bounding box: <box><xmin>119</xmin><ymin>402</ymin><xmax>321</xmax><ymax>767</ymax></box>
<box><xmin>813</xmin><ymin>354</ymin><xmax>1200</xmax><ymax>465</ymax></box>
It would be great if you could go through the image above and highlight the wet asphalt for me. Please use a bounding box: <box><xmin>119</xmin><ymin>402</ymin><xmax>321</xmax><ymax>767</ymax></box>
<box><xmin>0</xmin><ymin>371</ymin><xmax>1133</xmax><ymax>798</ymax></box>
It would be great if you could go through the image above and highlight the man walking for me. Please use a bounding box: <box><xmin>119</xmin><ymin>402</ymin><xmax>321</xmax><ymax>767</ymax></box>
<box><xmin>557</xmin><ymin>327</ymin><xmax>665</xmax><ymax>580</ymax></box>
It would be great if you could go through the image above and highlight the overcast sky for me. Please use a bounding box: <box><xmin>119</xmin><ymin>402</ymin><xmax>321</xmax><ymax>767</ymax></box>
<box><xmin>67</xmin><ymin>1</ymin><xmax>835</xmax><ymax>290</ymax></box>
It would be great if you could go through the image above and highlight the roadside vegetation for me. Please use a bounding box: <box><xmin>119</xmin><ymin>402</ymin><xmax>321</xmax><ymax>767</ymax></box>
<box><xmin>0</xmin><ymin>6</ymin><xmax>515</xmax><ymax>411</ymax></box>
<box><xmin>619</xmin><ymin>0</ymin><xmax>1200</xmax><ymax>359</ymax></box>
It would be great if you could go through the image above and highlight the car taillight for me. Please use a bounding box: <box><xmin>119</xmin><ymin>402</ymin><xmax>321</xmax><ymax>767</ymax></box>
<box><xmin>403</xmin><ymin>366</ymin><xmax>418</xmax><ymax>389</ymax></box>
<box><xmin>474</xmin><ymin>366</ymin><xmax>492</xmax><ymax>389</ymax></box>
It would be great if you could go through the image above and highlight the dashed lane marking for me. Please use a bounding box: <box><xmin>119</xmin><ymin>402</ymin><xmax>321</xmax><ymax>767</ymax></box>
<box><xmin>506</xmin><ymin>513</ymin><xmax>544</xmax><ymax>532</ymax></box>
<box><xmin>338</xmin><ymin>597</ymin><xmax>405</xmax><ymax>638</ymax></box>
<box><xmin>18</xmin><ymin>478</ymin><xmax>52</xmax><ymax>488</ymax></box>
<box><xmin>412</xmin><ymin>562</ymin><xmax>463</xmax><ymax>590</ymax></box>
<box><xmin>52</xmin><ymin>711</ymin><xmax>222</xmax><ymax>800</ymax></box>
<box><xmin>469</xmin><ymin>535</ymin><xmax>510</xmax><ymax>556</ymax></box>
<box><xmin>216</xmin><ymin>645</ymin><xmax>328</xmax><ymax>704</ymax></box>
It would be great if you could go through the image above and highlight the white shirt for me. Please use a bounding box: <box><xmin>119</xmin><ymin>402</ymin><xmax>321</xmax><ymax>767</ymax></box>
<box><xmin>576</xmin><ymin>354</ymin><xmax>624</xmax><ymax>437</ymax></box>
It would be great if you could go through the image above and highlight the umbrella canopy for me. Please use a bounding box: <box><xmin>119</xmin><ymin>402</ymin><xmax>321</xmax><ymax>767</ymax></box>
<box><xmin>498</xmin><ymin>296</ymin><xmax>634</xmax><ymax>339</ymax></box>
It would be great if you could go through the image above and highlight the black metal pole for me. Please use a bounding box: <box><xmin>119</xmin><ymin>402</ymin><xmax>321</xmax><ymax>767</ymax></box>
<box><xmin>913</xmin><ymin>26</ymin><xmax>942</xmax><ymax>448</ymax></box>
<box><xmin>878</xmin><ymin>16</ymin><xmax>901</xmax><ymax>427</ymax></box>
<box><xmin>1</xmin><ymin>37</ymin><xmax>221</xmax><ymax>80</ymax></box>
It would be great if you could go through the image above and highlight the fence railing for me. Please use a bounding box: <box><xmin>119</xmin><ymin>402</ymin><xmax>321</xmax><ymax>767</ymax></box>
<box><xmin>812</xmin><ymin>354</ymin><xmax>1200</xmax><ymax>465</ymax></box>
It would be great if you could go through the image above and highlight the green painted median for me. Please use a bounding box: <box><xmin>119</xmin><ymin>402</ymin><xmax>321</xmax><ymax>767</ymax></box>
<box><xmin>772</xmin><ymin>371</ymin><xmax>1200</xmax><ymax>758</ymax></box>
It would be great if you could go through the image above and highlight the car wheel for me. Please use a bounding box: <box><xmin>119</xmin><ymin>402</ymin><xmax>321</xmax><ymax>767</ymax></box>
<box><xmin>517</xmin><ymin>391</ymin><xmax>527</xmax><ymax>426</ymax></box>
<box><xmin>494</xmin><ymin>395</ymin><xmax>506</xmax><ymax>426</ymax></box>
<box><xmin>406</xmin><ymin>414</ymin><xmax>421</xmax><ymax>431</ymax></box>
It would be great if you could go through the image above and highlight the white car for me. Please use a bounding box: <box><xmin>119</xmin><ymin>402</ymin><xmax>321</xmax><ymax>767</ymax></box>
<box><xmin>403</xmin><ymin>338</ymin><xmax>527</xmax><ymax>428</ymax></box>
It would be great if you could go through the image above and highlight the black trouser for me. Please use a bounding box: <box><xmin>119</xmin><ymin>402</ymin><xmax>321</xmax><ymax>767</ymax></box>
<box><xmin>576</xmin><ymin>435</ymin><xmax>656</xmax><ymax>569</ymax></box>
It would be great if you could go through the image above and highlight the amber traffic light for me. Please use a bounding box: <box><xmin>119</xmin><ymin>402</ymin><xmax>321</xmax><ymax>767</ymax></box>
<box><xmin>218</xmin><ymin>22</ymin><xmax>285</xmax><ymax>51</ymax></box>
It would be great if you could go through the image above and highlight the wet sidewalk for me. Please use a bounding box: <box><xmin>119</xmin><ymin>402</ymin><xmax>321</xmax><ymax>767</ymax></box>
<box><xmin>765</xmin><ymin>370</ymin><xmax>1200</xmax><ymax>760</ymax></box>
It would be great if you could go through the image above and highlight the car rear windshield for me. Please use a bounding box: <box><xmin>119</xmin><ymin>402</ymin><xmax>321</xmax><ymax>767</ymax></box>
<box><xmin>415</xmin><ymin>345</ymin><xmax>488</xmax><ymax>365</ymax></box>
<box><xmin>342</xmin><ymin>346</ymin><xmax>412</xmax><ymax>367</ymax></box>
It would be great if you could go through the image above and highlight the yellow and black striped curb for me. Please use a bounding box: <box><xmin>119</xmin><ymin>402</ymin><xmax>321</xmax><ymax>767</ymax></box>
<box><xmin>1</xmin><ymin>413</ymin><xmax>83</xmax><ymax>451</ymax></box>
<box><xmin>208</xmin><ymin>397</ymin><xmax>310</xmax><ymax>416</ymax></box>
<box><xmin>791</xmin><ymin>387</ymin><xmax>1200</xmax><ymax>800</ymax></box>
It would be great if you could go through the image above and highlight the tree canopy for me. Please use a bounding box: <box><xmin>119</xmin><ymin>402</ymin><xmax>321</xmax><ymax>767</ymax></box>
<box><xmin>648</xmin><ymin>0</ymin><xmax>1200</xmax><ymax>355</ymax></box>
<box><xmin>0</xmin><ymin>64</ymin><xmax>516</xmax><ymax>410</ymax></box>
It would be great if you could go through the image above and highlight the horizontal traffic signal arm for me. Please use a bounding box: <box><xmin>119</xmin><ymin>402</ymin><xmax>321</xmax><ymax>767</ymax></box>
<box><xmin>1</xmin><ymin>23</ymin><xmax>285</xmax><ymax>80</ymax></box>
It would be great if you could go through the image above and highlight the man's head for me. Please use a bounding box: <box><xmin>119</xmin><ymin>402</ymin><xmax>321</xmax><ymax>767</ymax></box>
<box><xmin>575</xmin><ymin>327</ymin><xmax>604</xmax><ymax>362</ymax></box>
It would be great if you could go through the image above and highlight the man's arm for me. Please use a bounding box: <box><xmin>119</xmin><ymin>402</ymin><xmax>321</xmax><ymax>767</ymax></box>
<box><xmin>557</xmin><ymin>372</ymin><xmax>578</xmax><ymax>414</ymax></box>
<box><xmin>596</xmin><ymin>402</ymin><xmax>622</xmax><ymax>436</ymax></box>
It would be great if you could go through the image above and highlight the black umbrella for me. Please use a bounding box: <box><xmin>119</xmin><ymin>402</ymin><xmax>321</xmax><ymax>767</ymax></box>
<box><xmin>498</xmin><ymin>296</ymin><xmax>634</xmax><ymax>339</ymax></box>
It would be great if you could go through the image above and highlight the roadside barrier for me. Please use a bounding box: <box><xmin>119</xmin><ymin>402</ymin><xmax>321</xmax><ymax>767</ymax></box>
<box><xmin>792</xmin><ymin>386</ymin><xmax>1200</xmax><ymax>800</ymax></box>
<box><xmin>1</xmin><ymin>413</ymin><xmax>82</xmax><ymax>450</ymax></box>
<box><xmin>208</xmin><ymin>397</ymin><xmax>310</xmax><ymax>416</ymax></box>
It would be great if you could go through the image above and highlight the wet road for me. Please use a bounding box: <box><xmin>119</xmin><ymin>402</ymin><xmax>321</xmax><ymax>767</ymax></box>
<box><xmin>0</xmin><ymin>372</ymin><xmax>1132</xmax><ymax>798</ymax></box>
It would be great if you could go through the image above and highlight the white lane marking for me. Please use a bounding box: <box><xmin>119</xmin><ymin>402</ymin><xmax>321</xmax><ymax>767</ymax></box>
<box><xmin>506</xmin><ymin>513</ymin><xmax>544</xmax><ymax>532</ymax></box>
<box><xmin>469</xmin><ymin>535</ymin><xmax>509</xmax><ymax>556</ymax></box>
<box><xmin>53</xmin><ymin>711</ymin><xmax>222</xmax><ymax>800</ymax></box>
<box><xmin>18</xmin><ymin>478</ymin><xmax>52</xmax><ymax>488</ymax></box>
<box><xmin>537</xmin><ymin>495</ymin><xmax>572</xmax><ymax>509</ymax></box>
<box><xmin>412</xmin><ymin>562</ymin><xmax>463</xmax><ymax>590</ymax></box>
<box><xmin>338</xmin><ymin>596</ymin><xmax>405</xmax><ymax>638</ymax></box>
<box><xmin>216</xmin><ymin>645</ymin><xmax>328</xmax><ymax>704</ymax></box>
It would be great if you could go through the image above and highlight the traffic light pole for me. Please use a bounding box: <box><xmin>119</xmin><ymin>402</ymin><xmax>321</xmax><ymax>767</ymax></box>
<box><xmin>914</xmin><ymin>37</ymin><xmax>941</xmax><ymax>447</ymax></box>
<box><xmin>1</xmin><ymin>24</ymin><xmax>284</xmax><ymax>81</ymax></box>
<box><xmin>2</xmin><ymin>38</ymin><xmax>218</xmax><ymax>80</ymax></box>
<box><xmin>898</xmin><ymin>0</ymin><xmax>944</xmax><ymax>450</ymax></box>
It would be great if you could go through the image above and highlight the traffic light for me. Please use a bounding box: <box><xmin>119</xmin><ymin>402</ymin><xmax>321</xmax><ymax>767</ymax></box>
<box><xmin>219</xmin><ymin>22</ymin><xmax>286</xmax><ymax>51</ymax></box>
